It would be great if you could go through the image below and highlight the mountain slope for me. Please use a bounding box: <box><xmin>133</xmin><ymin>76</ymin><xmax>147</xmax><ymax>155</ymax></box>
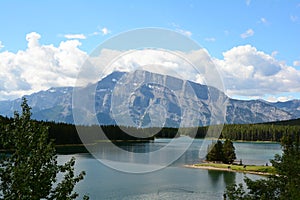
<box><xmin>226</xmin><ymin>99</ymin><xmax>292</xmax><ymax>124</ymax></box>
<box><xmin>0</xmin><ymin>87</ymin><xmax>73</xmax><ymax>123</ymax></box>
<box><xmin>269</xmin><ymin>100</ymin><xmax>300</xmax><ymax>119</ymax></box>
<box><xmin>0</xmin><ymin>70</ymin><xmax>295</xmax><ymax>125</ymax></box>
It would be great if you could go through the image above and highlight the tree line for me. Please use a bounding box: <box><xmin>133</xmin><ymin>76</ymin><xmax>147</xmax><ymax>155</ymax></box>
<box><xmin>190</xmin><ymin>123</ymin><xmax>300</xmax><ymax>142</ymax></box>
<box><xmin>1</xmin><ymin>113</ymin><xmax>300</xmax><ymax>147</ymax></box>
<box><xmin>220</xmin><ymin>123</ymin><xmax>300</xmax><ymax>142</ymax></box>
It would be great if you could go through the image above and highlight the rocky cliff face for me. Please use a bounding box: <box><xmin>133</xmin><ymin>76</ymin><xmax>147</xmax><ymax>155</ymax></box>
<box><xmin>226</xmin><ymin>99</ymin><xmax>293</xmax><ymax>124</ymax></box>
<box><xmin>0</xmin><ymin>70</ymin><xmax>295</xmax><ymax>125</ymax></box>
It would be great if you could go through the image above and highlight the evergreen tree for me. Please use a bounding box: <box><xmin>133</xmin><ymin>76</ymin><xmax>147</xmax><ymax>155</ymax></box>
<box><xmin>0</xmin><ymin>98</ymin><xmax>88</xmax><ymax>199</ymax></box>
<box><xmin>223</xmin><ymin>139</ymin><xmax>236</xmax><ymax>164</ymax></box>
<box><xmin>206</xmin><ymin>140</ymin><xmax>224</xmax><ymax>162</ymax></box>
<box><xmin>225</xmin><ymin>132</ymin><xmax>300</xmax><ymax>199</ymax></box>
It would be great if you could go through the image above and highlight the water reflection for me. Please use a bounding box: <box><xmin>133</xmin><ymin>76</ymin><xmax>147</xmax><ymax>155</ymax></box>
<box><xmin>207</xmin><ymin>170</ymin><xmax>236</xmax><ymax>189</ymax></box>
<box><xmin>208</xmin><ymin>170</ymin><xmax>222</xmax><ymax>186</ymax></box>
<box><xmin>223</xmin><ymin>171</ymin><xmax>236</xmax><ymax>186</ymax></box>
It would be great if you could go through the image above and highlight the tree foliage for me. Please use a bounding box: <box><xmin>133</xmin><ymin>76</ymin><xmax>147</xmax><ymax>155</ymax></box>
<box><xmin>225</xmin><ymin>131</ymin><xmax>300</xmax><ymax>199</ymax></box>
<box><xmin>206</xmin><ymin>139</ymin><xmax>236</xmax><ymax>164</ymax></box>
<box><xmin>0</xmin><ymin>98</ymin><xmax>88</xmax><ymax>200</ymax></box>
<box><xmin>223</xmin><ymin>139</ymin><xmax>236</xmax><ymax>164</ymax></box>
<box><xmin>206</xmin><ymin>140</ymin><xmax>224</xmax><ymax>162</ymax></box>
<box><xmin>220</xmin><ymin>123</ymin><xmax>300</xmax><ymax>142</ymax></box>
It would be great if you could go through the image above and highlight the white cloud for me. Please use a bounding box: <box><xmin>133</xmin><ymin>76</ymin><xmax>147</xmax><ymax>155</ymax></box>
<box><xmin>64</xmin><ymin>34</ymin><xmax>86</xmax><ymax>39</ymax></box>
<box><xmin>88</xmin><ymin>49</ymin><xmax>206</xmax><ymax>82</ymax></box>
<box><xmin>82</xmin><ymin>48</ymin><xmax>222</xmax><ymax>92</ymax></box>
<box><xmin>246</xmin><ymin>0</ymin><xmax>251</xmax><ymax>6</ymax></box>
<box><xmin>88</xmin><ymin>27</ymin><xmax>111</xmax><ymax>36</ymax></box>
<box><xmin>101</xmin><ymin>27</ymin><xmax>110</xmax><ymax>35</ymax></box>
<box><xmin>215</xmin><ymin>45</ymin><xmax>300</xmax><ymax>98</ymax></box>
<box><xmin>1</xmin><ymin>32</ymin><xmax>299</xmax><ymax>102</ymax></box>
<box><xmin>293</xmin><ymin>60</ymin><xmax>300</xmax><ymax>67</ymax></box>
<box><xmin>0</xmin><ymin>32</ymin><xmax>88</xmax><ymax>100</ymax></box>
<box><xmin>26</xmin><ymin>32</ymin><xmax>41</xmax><ymax>48</ymax></box>
<box><xmin>240</xmin><ymin>29</ymin><xmax>254</xmax><ymax>39</ymax></box>
<box><xmin>0</xmin><ymin>41</ymin><xmax>4</xmax><ymax>49</ymax></box>
<box><xmin>176</xmin><ymin>29</ymin><xmax>192</xmax><ymax>37</ymax></box>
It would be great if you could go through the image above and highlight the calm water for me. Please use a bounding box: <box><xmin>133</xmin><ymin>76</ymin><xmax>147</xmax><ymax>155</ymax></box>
<box><xmin>58</xmin><ymin>138</ymin><xmax>282</xmax><ymax>199</ymax></box>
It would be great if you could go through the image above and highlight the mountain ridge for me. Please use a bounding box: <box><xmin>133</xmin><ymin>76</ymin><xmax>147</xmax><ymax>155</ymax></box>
<box><xmin>0</xmin><ymin>70</ymin><xmax>298</xmax><ymax>126</ymax></box>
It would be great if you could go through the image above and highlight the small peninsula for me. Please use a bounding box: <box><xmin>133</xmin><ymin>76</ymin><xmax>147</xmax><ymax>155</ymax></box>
<box><xmin>185</xmin><ymin>163</ymin><xmax>276</xmax><ymax>176</ymax></box>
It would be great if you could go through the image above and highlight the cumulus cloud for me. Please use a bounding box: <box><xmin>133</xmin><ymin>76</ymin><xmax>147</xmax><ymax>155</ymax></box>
<box><xmin>240</xmin><ymin>29</ymin><xmax>254</xmax><ymax>39</ymax></box>
<box><xmin>26</xmin><ymin>32</ymin><xmax>41</xmax><ymax>48</ymax></box>
<box><xmin>215</xmin><ymin>45</ymin><xmax>300</xmax><ymax>98</ymax></box>
<box><xmin>87</xmin><ymin>49</ymin><xmax>209</xmax><ymax>83</ymax></box>
<box><xmin>1</xmin><ymin>32</ymin><xmax>299</xmax><ymax>102</ymax></box>
<box><xmin>0</xmin><ymin>32</ymin><xmax>87</xmax><ymax>100</ymax></box>
<box><xmin>80</xmin><ymin>39</ymin><xmax>299</xmax><ymax>102</ymax></box>
<box><xmin>79</xmin><ymin>48</ymin><xmax>223</xmax><ymax>92</ymax></box>
<box><xmin>64</xmin><ymin>34</ymin><xmax>86</xmax><ymax>39</ymax></box>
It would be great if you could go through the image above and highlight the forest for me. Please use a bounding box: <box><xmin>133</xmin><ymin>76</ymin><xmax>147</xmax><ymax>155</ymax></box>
<box><xmin>187</xmin><ymin>119</ymin><xmax>300</xmax><ymax>142</ymax></box>
<box><xmin>1</xmin><ymin>115</ymin><xmax>300</xmax><ymax>147</ymax></box>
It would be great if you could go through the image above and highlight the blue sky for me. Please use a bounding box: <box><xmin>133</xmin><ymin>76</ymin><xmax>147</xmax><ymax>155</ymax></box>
<box><xmin>0</xmin><ymin>0</ymin><xmax>299</xmax><ymax>101</ymax></box>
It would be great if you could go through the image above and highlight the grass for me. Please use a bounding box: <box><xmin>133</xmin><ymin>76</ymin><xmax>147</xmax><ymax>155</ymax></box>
<box><xmin>194</xmin><ymin>163</ymin><xmax>276</xmax><ymax>175</ymax></box>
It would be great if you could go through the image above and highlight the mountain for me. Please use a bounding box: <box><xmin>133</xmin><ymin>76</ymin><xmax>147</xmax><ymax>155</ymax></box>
<box><xmin>0</xmin><ymin>87</ymin><xmax>74</xmax><ymax>123</ymax></box>
<box><xmin>0</xmin><ymin>70</ymin><xmax>295</xmax><ymax>126</ymax></box>
<box><xmin>225</xmin><ymin>99</ymin><xmax>293</xmax><ymax>124</ymax></box>
<box><xmin>269</xmin><ymin>100</ymin><xmax>300</xmax><ymax>119</ymax></box>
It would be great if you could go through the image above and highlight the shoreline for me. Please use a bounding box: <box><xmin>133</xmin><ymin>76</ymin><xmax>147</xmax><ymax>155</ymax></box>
<box><xmin>184</xmin><ymin>163</ymin><xmax>275</xmax><ymax>176</ymax></box>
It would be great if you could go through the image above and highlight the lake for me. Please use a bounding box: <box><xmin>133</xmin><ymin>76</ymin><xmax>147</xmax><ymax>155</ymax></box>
<box><xmin>58</xmin><ymin>138</ymin><xmax>282</xmax><ymax>199</ymax></box>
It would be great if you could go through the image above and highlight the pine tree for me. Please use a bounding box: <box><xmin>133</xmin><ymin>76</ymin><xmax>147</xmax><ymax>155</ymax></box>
<box><xmin>223</xmin><ymin>139</ymin><xmax>236</xmax><ymax>164</ymax></box>
<box><xmin>206</xmin><ymin>140</ymin><xmax>224</xmax><ymax>162</ymax></box>
<box><xmin>0</xmin><ymin>98</ymin><xmax>88</xmax><ymax>199</ymax></box>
